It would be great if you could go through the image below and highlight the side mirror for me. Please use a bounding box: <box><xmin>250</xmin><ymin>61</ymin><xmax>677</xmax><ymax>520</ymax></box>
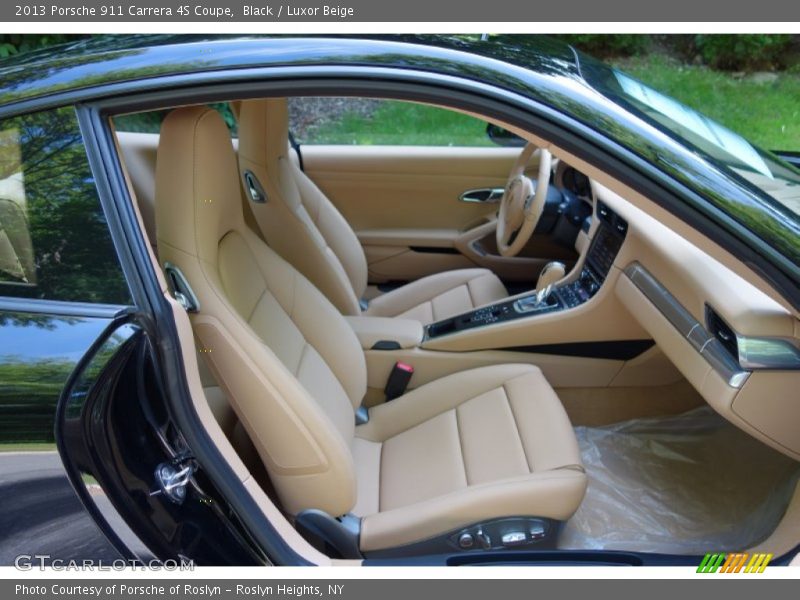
<box><xmin>486</xmin><ymin>123</ymin><xmax>526</xmax><ymax>147</ymax></box>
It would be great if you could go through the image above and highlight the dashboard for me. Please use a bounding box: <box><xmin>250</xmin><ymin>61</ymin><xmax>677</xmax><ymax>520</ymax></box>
<box><xmin>425</xmin><ymin>162</ymin><xmax>800</xmax><ymax>463</ymax></box>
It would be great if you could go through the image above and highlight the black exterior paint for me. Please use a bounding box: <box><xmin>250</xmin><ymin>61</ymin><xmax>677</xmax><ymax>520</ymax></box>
<box><xmin>0</xmin><ymin>94</ymin><xmax>264</xmax><ymax>564</ymax></box>
<box><xmin>0</xmin><ymin>307</ymin><xmax>123</xmax><ymax>564</ymax></box>
<box><xmin>0</xmin><ymin>311</ymin><xmax>110</xmax><ymax>442</ymax></box>
<box><xmin>56</xmin><ymin>318</ymin><xmax>262</xmax><ymax>565</ymax></box>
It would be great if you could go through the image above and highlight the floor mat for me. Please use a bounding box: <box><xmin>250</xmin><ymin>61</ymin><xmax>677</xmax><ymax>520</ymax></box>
<box><xmin>559</xmin><ymin>406</ymin><xmax>800</xmax><ymax>554</ymax></box>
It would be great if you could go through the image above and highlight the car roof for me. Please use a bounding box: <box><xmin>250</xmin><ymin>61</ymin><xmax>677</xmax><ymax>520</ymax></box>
<box><xmin>0</xmin><ymin>35</ymin><xmax>583</xmax><ymax>107</ymax></box>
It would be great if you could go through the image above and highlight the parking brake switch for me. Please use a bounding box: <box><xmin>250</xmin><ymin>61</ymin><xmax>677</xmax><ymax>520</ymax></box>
<box><xmin>476</xmin><ymin>528</ymin><xmax>492</xmax><ymax>550</ymax></box>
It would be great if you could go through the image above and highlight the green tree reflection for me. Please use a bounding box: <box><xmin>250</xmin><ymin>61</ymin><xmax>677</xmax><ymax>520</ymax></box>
<box><xmin>0</xmin><ymin>107</ymin><xmax>131</xmax><ymax>304</ymax></box>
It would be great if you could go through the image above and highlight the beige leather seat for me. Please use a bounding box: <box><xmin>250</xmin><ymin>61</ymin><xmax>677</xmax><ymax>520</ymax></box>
<box><xmin>236</xmin><ymin>98</ymin><xmax>508</xmax><ymax>324</ymax></box>
<box><xmin>155</xmin><ymin>107</ymin><xmax>586</xmax><ymax>556</ymax></box>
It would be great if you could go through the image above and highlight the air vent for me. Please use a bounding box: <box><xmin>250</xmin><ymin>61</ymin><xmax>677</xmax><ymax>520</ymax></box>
<box><xmin>706</xmin><ymin>305</ymin><xmax>739</xmax><ymax>361</ymax></box>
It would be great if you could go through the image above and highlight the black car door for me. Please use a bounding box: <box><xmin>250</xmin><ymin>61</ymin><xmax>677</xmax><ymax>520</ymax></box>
<box><xmin>0</xmin><ymin>104</ymin><xmax>260</xmax><ymax>567</ymax></box>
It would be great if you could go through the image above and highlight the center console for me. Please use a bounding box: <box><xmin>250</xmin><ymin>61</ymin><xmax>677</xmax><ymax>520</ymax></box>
<box><xmin>426</xmin><ymin>202</ymin><xmax>627</xmax><ymax>339</ymax></box>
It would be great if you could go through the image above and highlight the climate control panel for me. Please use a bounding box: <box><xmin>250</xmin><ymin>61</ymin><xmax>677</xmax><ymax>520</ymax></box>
<box><xmin>424</xmin><ymin>202</ymin><xmax>628</xmax><ymax>340</ymax></box>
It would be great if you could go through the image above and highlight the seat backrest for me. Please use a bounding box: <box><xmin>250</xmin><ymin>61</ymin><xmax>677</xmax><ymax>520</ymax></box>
<box><xmin>238</xmin><ymin>98</ymin><xmax>368</xmax><ymax>316</ymax></box>
<box><xmin>116</xmin><ymin>131</ymin><xmax>159</xmax><ymax>252</ymax></box>
<box><xmin>155</xmin><ymin>106</ymin><xmax>367</xmax><ymax>517</ymax></box>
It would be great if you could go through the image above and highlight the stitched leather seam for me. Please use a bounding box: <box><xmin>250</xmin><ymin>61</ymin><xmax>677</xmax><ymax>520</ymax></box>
<box><xmin>465</xmin><ymin>280</ymin><xmax>475</xmax><ymax>308</ymax></box>
<box><xmin>245</xmin><ymin>287</ymin><xmax>267</xmax><ymax>324</ymax></box>
<box><xmin>453</xmin><ymin>407</ymin><xmax>470</xmax><ymax>488</ymax></box>
<box><xmin>294</xmin><ymin>342</ymin><xmax>310</xmax><ymax>377</ymax></box>
<box><xmin>377</xmin><ymin>440</ymin><xmax>385</xmax><ymax>513</ymax></box>
<box><xmin>503</xmin><ymin>383</ymin><xmax>534</xmax><ymax>473</ymax></box>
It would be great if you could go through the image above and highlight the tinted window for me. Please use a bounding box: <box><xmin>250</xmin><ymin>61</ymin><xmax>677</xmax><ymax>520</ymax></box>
<box><xmin>113</xmin><ymin>103</ymin><xmax>238</xmax><ymax>135</ymax></box>
<box><xmin>0</xmin><ymin>107</ymin><xmax>130</xmax><ymax>304</ymax></box>
<box><xmin>289</xmin><ymin>97</ymin><xmax>494</xmax><ymax>147</ymax></box>
<box><xmin>610</xmin><ymin>71</ymin><xmax>800</xmax><ymax>218</ymax></box>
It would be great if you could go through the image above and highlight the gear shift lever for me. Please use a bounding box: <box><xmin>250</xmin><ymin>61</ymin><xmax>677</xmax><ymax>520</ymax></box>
<box><xmin>513</xmin><ymin>262</ymin><xmax>565</xmax><ymax>314</ymax></box>
<box><xmin>535</xmin><ymin>284</ymin><xmax>553</xmax><ymax>305</ymax></box>
<box><xmin>536</xmin><ymin>261</ymin><xmax>566</xmax><ymax>291</ymax></box>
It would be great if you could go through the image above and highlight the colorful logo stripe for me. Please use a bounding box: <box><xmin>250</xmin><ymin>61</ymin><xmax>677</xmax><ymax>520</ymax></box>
<box><xmin>697</xmin><ymin>552</ymin><xmax>773</xmax><ymax>573</ymax></box>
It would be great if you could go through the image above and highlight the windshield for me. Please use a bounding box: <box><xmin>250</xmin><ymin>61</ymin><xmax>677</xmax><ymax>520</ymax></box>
<box><xmin>587</xmin><ymin>67</ymin><xmax>800</xmax><ymax>219</ymax></box>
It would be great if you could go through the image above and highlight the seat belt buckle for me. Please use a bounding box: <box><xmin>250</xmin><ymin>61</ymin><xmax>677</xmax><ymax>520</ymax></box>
<box><xmin>384</xmin><ymin>362</ymin><xmax>414</xmax><ymax>401</ymax></box>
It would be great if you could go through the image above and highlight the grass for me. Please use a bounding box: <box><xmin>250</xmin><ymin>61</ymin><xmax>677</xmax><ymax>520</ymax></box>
<box><xmin>0</xmin><ymin>441</ymin><xmax>56</xmax><ymax>452</ymax></box>
<box><xmin>307</xmin><ymin>100</ymin><xmax>494</xmax><ymax>146</ymax></box>
<box><xmin>306</xmin><ymin>57</ymin><xmax>799</xmax><ymax>153</ymax></box>
<box><xmin>612</xmin><ymin>55</ymin><xmax>800</xmax><ymax>151</ymax></box>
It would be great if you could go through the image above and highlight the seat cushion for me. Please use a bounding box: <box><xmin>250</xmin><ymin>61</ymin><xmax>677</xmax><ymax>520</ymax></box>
<box><xmin>364</xmin><ymin>268</ymin><xmax>508</xmax><ymax>324</ymax></box>
<box><xmin>353</xmin><ymin>364</ymin><xmax>586</xmax><ymax>551</ymax></box>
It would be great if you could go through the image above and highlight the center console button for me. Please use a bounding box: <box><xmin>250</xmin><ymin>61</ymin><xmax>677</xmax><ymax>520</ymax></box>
<box><xmin>530</xmin><ymin>522</ymin><xmax>547</xmax><ymax>540</ymax></box>
<box><xmin>458</xmin><ymin>532</ymin><xmax>475</xmax><ymax>549</ymax></box>
<box><xmin>476</xmin><ymin>528</ymin><xmax>492</xmax><ymax>549</ymax></box>
<box><xmin>501</xmin><ymin>531</ymin><xmax>527</xmax><ymax>546</ymax></box>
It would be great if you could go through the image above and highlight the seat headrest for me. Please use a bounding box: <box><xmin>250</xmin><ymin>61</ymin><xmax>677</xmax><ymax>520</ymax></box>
<box><xmin>238</xmin><ymin>98</ymin><xmax>289</xmax><ymax>170</ymax></box>
<box><xmin>155</xmin><ymin>106</ymin><xmax>244</xmax><ymax>266</ymax></box>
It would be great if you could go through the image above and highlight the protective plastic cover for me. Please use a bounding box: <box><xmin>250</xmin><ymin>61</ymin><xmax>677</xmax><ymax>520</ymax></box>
<box><xmin>560</xmin><ymin>407</ymin><xmax>800</xmax><ymax>554</ymax></box>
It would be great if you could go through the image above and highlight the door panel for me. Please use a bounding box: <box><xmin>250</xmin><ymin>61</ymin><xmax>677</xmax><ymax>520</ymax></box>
<box><xmin>356</xmin><ymin>228</ymin><xmax>473</xmax><ymax>281</ymax></box>
<box><xmin>364</xmin><ymin>245</ymin><xmax>476</xmax><ymax>282</ymax></box>
<box><xmin>0</xmin><ymin>306</ymin><xmax>124</xmax><ymax>565</ymax></box>
<box><xmin>56</xmin><ymin>315</ymin><xmax>261</xmax><ymax>565</ymax></box>
<box><xmin>302</xmin><ymin>145</ymin><xmax>519</xmax><ymax>231</ymax></box>
<box><xmin>301</xmin><ymin>145</ymin><xmax>577</xmax><ymax>284</ymax></box>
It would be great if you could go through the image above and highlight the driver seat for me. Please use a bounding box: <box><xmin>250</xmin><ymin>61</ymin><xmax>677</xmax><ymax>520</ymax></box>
<box><xmin>236</xmin><ymin>98</ymin><xmax>508</xmax><ymax>324</ymax></box>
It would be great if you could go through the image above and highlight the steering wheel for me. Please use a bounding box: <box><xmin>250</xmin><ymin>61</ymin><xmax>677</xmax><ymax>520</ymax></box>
<box><xmin>496</xmin><ymin>143</ymin><xmax>552</xmax><ymax>257</ymax></box>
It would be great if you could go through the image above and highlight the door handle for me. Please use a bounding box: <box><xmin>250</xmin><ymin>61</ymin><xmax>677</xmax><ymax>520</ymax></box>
<box><xmin>459</xmin><ymin>187</ymin><xmax>505</xmax><ymax>204</ymax></box>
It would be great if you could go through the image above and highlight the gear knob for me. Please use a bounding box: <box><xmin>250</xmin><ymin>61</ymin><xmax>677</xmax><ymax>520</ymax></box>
<box><xmin>536</xmin><ymin>261</ymin><xmax>566</xmax><ymax>290</ymax></box>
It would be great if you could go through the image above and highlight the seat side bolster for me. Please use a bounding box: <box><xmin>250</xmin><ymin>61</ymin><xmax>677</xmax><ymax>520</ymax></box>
<box><xmin>504</xmin><ymin>373</ymin><xmax>584</xmax><ymax>472</ymax></box>
<box><xmin>468</xmin><ymin>270</ymin><xmax>511</xmax><ymax>307</ymax></box>
<box><xmin>359</xmin><ymin>470</ymin><xmax>587</xmax><ymax>552</ymax></box>
<box><xmin>351</xmin><ymin>437</ymin><xmax>382</xmax><ymax>517</ymax></box>
<box><xmin>293</xmin><ymin>160</ymin><xmax>369</xmax><ymax>299</ymax></box>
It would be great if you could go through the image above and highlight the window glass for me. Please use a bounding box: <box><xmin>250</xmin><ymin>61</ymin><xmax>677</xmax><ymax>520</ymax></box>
<box><xmin>289</xmin><ymin>97</ymin><xmax>494</xmax><ymax>147</ymax></box>
<box><xmin>591</xmin><ymin>67</ymin><xmax>800</xmax><ymax>219</ymax></box>
<box><xmin>113</xmin><ymin>103</ymin><xmax>237</xmax><ymax>135</ymax></box>
<box><xmin>0</xmin><ymin>107</ymin><xmax>130</xmax><ymax>304</ymax></box>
